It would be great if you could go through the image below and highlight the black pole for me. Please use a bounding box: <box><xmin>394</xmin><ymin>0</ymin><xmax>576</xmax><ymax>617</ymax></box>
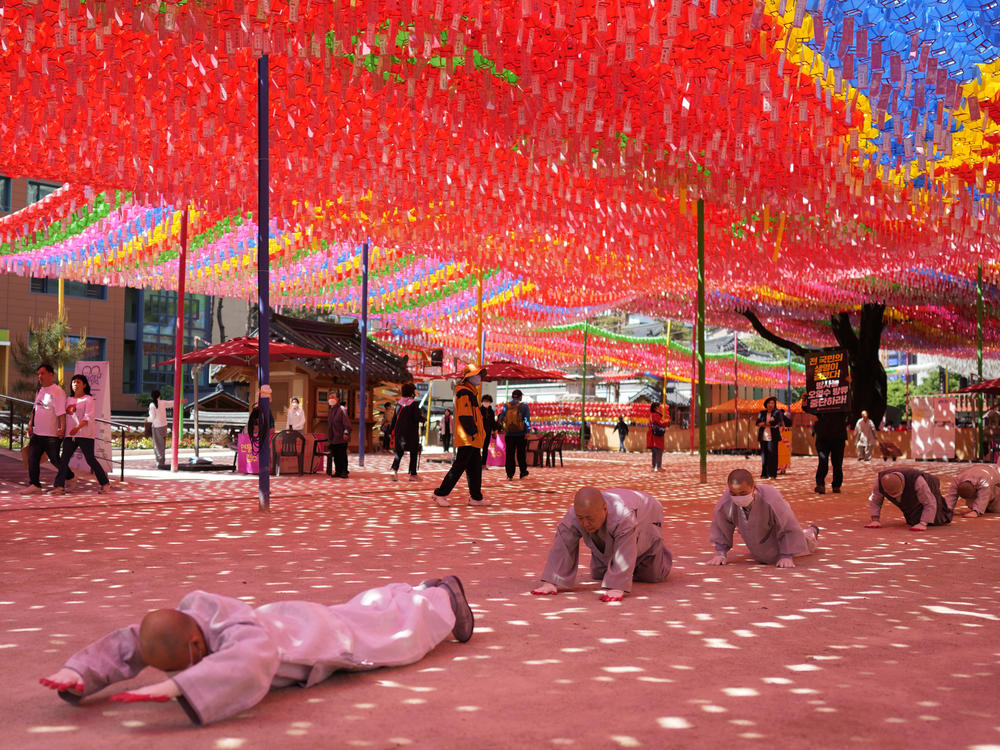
<box><xmin>257</xmin><ymin>54</ymin><xmax>271</xmax><ymax>511</ymax></box>
<box><xmin>359</xmin><ymin>239</ymin><xmax>369</xmax><ymax>467</ymax></box>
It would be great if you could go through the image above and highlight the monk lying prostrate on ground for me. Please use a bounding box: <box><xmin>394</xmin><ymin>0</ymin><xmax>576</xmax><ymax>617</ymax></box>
<box><xmin>707</xmin><ymin>469</ymin><xmax>819</xmax><ymax>568</ymax></box>
<box><xmin>530</xmin><ymin>486</ymin><xmax>672</xmax><ymax>602</ymax></box>
<box><xmin>40</xmin><ymin>577</ymin><xmax>474</xmax><ymax>725</ymax></box>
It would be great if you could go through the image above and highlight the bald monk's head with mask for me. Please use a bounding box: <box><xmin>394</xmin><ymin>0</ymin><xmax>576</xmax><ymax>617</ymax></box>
<box><xmin>139</xmin><ymin>609</ymin><xmax>208</xmax><ymax>672</ymax></box>
<box><xmin>574</xmin><ymin>487</ymin><xmax>608</xmax><ymax>534</ymax></box>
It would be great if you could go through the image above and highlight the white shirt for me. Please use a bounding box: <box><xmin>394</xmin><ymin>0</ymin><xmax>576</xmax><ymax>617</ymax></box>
<box><xmin>66</xmin><ymin>395</ymin><xmax>96</xmax><ymax>440</ymax></box>
<box><xmin>147</xmin><ymin>398</ymin><xmax>174</xmax><ymax>428</ymax></box>
<box><xmin>33</xmin><ymin>384</ymin><xmax>67</xmax><ymax>437</ymax></box>
<box><xmin>286</xmin><ymin>405</ymin><xmax>306</xmax><ymax>431</ymax></box>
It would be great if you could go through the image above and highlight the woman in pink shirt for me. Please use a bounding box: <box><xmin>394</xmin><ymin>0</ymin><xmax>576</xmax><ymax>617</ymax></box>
<box><xmin>52</xmin><ymin>374</ymin><xmax>110</xmax><ymax>495</ymax></box>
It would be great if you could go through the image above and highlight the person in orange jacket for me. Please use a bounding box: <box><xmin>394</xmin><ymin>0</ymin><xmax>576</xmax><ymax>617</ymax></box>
<box><xmin>432</xmin><ymin>364</ymin><xmax>488</xmax><ymax>507</ymax></box>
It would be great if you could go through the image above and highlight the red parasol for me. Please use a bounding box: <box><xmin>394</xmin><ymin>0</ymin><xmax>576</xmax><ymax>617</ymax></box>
<box><xmin>444</xmin><ymin>360</ymin><xmax>568</xmax><ymax>382</ymax></box>
<box><xmin>155</xmin><ymin>336</ymin><xmax>332</xmax><ymax>367</ymax></box>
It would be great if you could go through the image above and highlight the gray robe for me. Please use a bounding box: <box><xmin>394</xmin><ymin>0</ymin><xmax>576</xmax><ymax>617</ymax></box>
<box><xmin>540</xmin><ymin>489</ymin><xmax>672</xmax><ymax>592</ymax></box>
<box><xmin>944</xmin><ymin>464</ymin><xmax>1000</xmax><ymax>515</ymax></box>
<box><xmin>709</xmin><ymin>483</ymin><xmax>812</xmax><ymax>564</ymax></box>
<box><xmin>63</xmin><ymin>584</ymin><xmax>454</xmax><ymax>725</ymax></box>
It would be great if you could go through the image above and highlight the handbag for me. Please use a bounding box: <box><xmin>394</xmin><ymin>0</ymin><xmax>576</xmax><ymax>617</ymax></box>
<box><xmin>144</xmin><ymin>421</ymin><xmax>153</xmax><ymax>438</ymax></box>
<box><xmin>651</xmin><ymin>424</ymin><xmax>666</xmax><ymax>437</ymax></box>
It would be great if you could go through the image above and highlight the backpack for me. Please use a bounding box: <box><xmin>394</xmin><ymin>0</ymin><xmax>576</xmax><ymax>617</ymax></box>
<box><xmin>504</xmin><ymin>403</ymin><xmax>525</xmax><ymax>433</ymax></box>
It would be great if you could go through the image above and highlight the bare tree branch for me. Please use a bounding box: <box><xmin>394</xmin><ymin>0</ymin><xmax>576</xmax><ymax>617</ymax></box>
<box><xmin>740</xmin><ymin>310</ymin><xmax>809</xmax><ymax>357</ymax></box>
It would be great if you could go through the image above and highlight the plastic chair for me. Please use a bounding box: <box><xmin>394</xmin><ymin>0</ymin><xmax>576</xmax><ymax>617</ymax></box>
<box><xmin>525</xmin><ymin>434</ymin><xmax>545</xmax><ymax>467</ymax></box>
<box><xmin>534</xmin><ymin>433</ymin><xmax>554</xmax><ymax>466</ymax></box>
<box><xmin>271</xmin><ymin>429</ymin><xmax>306</xmax><ymax>475</ymax></box>
<box><xmin>547</xmin><ymin>433</ymin><xmax>565</xmax><ymax>467</ymax></box>
<box><xmin>311</xmin><ymin>436</ymin><xmax>329</xmax><ymax>474</ymax></box>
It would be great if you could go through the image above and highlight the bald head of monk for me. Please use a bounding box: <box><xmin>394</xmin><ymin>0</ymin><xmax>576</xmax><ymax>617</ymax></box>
<box><xmin>956</xmin><ymin>480</ymin><xmax>978</xmax><ymax>501</ymax></box>
<box><xmin>574</xmin><ymin>487</ymin><xmax>608</xmax><ymax>534</ymax></box>
<box><xmin>139</xmin><ymin>609</ymin><xmax>208</xmax><ymax>672</ymax></box>
<box><xmin>879</xmin><ymin>472</ymin><xmax>904</xmax><ymax>499</ymax></box>
<box><xmin>727</xmin><ymin>468</ymin><xmax>755</xmax><ymax>495</ymax></box>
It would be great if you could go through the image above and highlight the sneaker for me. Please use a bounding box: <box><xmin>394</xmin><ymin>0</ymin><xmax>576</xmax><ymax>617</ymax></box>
<box><xmin>439</xmin><ymin>575</ymin><xmax>474</xmax><ymax>643</ymax></box>
<box><xmin>20</xmin><ymin>485</ymin><xmax>42</xmax><ymax>495</ymax></box>
<box><xmin>467</xmin><ymin>497</ymin><xmax>491</xmax><ymax>507</ymax></box>
<box><xmin>417</xmin><ymin>578</ymin><xmax>442</xmax><ymax>589</ymax></box>
<box><xmin>66</xmin><ymin>477</ymin><xmax>78</xmax><ymax>491</ymax></box>
<box><xmin>433</xmin><ymin>493</ymin><xmax>451</xmax><ymax>507</ymax></box>
<box><xmin>519</xmin><ymin>471</ymin><xmax>529</xmax><ymax>479</ymax></box>
<box><xmin>97</xmin><ymin>484</ymin><xmax>109</xmax><ymax>494</ymax></box>
<box><xmin>832</xmin><ymin>487</ymin><xmax>841</xmax><ymax>494</ymax></box>
<box><xmin>391</xmin><ymin>469</ymin><xmax>398</xmax><ymax>481</ymax></box>
<box><xmin>814</xmin><ymin>485</ymin><xmax>825</xmax><ymax>494</ymax></box>
<box><xmin>48</xmin><ymin>487</ymin><xmax>66</xmax><ymax>496</ymax></box>
<box><xmin>408</xmin><ymin>475</ymin><xmax>419</xmax><ymax>482</ymax></box>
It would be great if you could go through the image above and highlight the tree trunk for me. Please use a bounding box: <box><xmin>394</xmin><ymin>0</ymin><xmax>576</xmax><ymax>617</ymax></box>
<box><xmin>741</xmin><ymin>305</ymin><xmax>887</xmax><ymax>427</ymax></box>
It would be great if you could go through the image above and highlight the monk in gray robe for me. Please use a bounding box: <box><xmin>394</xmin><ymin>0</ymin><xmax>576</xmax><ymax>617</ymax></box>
<box><xmin>39</xmin><ymin>577</ymin><xmax>474</xmax><ymax>726</ymax></box>
<box><xmin>530</xmin><ymin>486</ymin><xmax>672</xmax><ymax>602</ymax></box>
<box><xmin>864</xmin><ymin>468</ymin><xmax>953</xmax><ymax>531</ymax></box>
<box><xmin>707</xmin><ymin>469</ymin><xmax>819</xmax><ymax>568</ymax></box>
<box><xmin>944</xmin><ymin>464</ymin><xmax>1000</xmax><ymax>518</ymax></box>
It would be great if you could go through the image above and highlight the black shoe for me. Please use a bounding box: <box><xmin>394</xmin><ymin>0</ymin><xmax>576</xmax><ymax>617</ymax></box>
<box><xmin>814</xmin><ymin>485</ymin><xmax>825</xmax><ymax>494</ymax></box>
<box><xmin>417</xmin><ymin>578</ymin><xmax>442</xmax><ymax>590</ymax></box>
<box><xmin>439</xmin><ymin>575</ymin><xmax>474</xmax><ymax>643</ymax></box>
<box><xmin>832</xmin><ymin>487</ymin><xmax>841</xmax><ymax>494</ymax></box>
<box><xmin>809</xmin><ymin>524</ymin><xmax>820</xmax><ymax>539</ymax></box>
<box><xmin>519</xmin><ymin>471</ymin><xmax>529</xmax><ymax>479</ymax></box>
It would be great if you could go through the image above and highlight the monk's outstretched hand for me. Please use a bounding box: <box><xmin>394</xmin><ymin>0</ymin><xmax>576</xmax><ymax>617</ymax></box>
<box><xmin>530</xmin><ymin>582</ymin><xmax>558</xmax><ymax>596</ymax></box>
<box><xmin>40</xmin><ymin>668</ymin><xmax>84</xmax><ymax>694</ymax></box>
<box><xmin>110</xmin><ymin>679</ymin><xmax>181</xmax><ymax>703</ymax></box>
<box><xmin>707</xmin><ymin>554</ymin><xmax>727</xmax><ymax>565</ymax></box>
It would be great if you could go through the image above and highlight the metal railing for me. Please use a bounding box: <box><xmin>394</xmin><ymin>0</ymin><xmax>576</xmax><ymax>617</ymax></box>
<box><xmin>2</xmin><ymin>392</ymin><xmax>131</xmax><ymax>482</ymax></box>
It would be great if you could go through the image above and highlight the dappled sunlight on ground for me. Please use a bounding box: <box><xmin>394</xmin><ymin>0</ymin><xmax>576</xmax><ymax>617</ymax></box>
<box><xmin>1</xmin><ymin>450</ymin><xmax>998</xmax><ymax>748</ymax></box>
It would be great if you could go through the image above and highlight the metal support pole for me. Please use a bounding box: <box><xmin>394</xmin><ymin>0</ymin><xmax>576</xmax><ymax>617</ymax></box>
<box><xmin>690</xmin><ymin>316</ymin><xmax>696</xmax><ymax>454</ymax></box>
<box><xmin>191</xmin><ymin>363</ymin><xmax>202</xmax><ymax>461</ymax></box>
<box><xmin>170</xmin><ymin>207</ymin><xmax>189</xmax><ymax>472</ymax></box>
<box><xmin>734</xmin><ymin>330</ymin><xmax>739</xmax><ymax>454</ymax></box>
<box><xmin>119</xmin><ymin>425</ymin><xmax>125</xmax><ymax>482</ymax></box>
<box><xmin>977</xmin><ymin>263</ymin><xmax>984</xmax><ymax>458</ymax></box>
<box><xmin>359</xmin><ymin>239</ymin><xmax>369</xmax><ymax>468</ymax></box>
<box><xmin>662</xmin><ymin>320</ymin><xmax>671</xmax><ymax>408</ymax></box>
<box><xmin>57</xmin><ymin>279</ymin><xmax>65</xmax><ymax>383</ymax></box>
<box><xmin>697</xmin><ymin>198</ymin><xmax>707</xmax><ymax>483</ymax></box>
<box><xmin>476</xmin><ymin>270</ymin><xmax>484</xmax><ymax>367</ymax></box>
<box><xmin>581</xmin><ymin>322</ymin><xmax>589</xmax><ymax>447</ymax></box>
<box><xmin>424</xmin><ymin>381</ymin><xmax>433</xmax><ymax>447</ymax></box>
<box><xmin>257</xmin><ymin>53</ymin><xmax>272</xmax><ymax>511</ymax></box>
<box><xmin>786</xmin><ymin>349</ymin><xmax>792</xmax><ymax>408</ymax></box>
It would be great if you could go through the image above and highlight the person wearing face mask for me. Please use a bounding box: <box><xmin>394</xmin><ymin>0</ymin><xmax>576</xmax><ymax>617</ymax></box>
<box><xmin>432</xmin><ymin>364</ymin><xmax>488</xmax><ymax>507</ymax></box>
<box><xmin>529</xmin><ymin>486</ymin><xmax>672</xmax><ymax>602</ymax></box>
<box><xmin>707</xmin><ymin>469</ymin><xmax>819</xmax><ymax>568</ymax></box>
<box><xmin>864</xmin><ymin>469</ymin><xmax>952</xmax><ymax>531</ymax></box>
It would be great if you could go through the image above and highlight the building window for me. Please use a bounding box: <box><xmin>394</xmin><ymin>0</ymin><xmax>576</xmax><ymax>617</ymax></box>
<box><xmin>30</xmin><ymin>277</ymin><xmax>107</xmax><ymax>300</ymax></box>
<box><xmin>64</xmin><ymin>336</ymin><xmax>107</xmax><ymax>377</ymax></box>
<box><xmin>0</xmin><ymin>176</ymin><xmax>11</xmax><ymax>212</ymax></box>
<box><xmin>139</xmin><ymin>290</ymin><xmax>214</xmax><ymax>396</ymax></box>
<box><xmin>122</xmin><ymin>339</ymin><xmax>137</xmax><ymax>393</ymax></box>
<box><xmin>27</xmin><ymin>180</ymin><xmax>62</xmax><ymax>205</ymax></box>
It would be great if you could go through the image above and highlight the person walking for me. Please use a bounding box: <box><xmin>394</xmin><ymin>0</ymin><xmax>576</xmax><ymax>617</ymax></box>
<box><xmin>326</xmin><ymin>392</ymin><xmax>351</xmax><ymax>478</ymax></box>
<box><xmin>20</xmin><ymin>363</ymin><xmax>72</xmax><ymax>495</ymax></box>
<box><xmin>146</xmin><ymin>389</ymin><xmax>174</xmax><ymax>469</ymax></box>
<box><xmin>480</xmin><ymin>394</ymin><xmax>497</xmax><ymax>468</ymax></box>
<box><xmin>755</xmin><ymin>397</ymin><xmax>790</xmax><ymax>479</ymax></box>
<box><xmin>432</xmin><ymin>364</ymin><xmax>488</xmax><ymax>507</ymax></box>
<box><xmin>440</xmin><ymin>409</ymin><xmax>453</xmax><ymax>453</ymax></box>
<box><xmin>51</xmin><ymin>374</ymin><xmax>110</xmax><ymax>495</ymax></box>
<box><xmin>389</xmin><ymin>382</ymin><xmax>425</xmax><ymax>481</ymax></box>
<box><xmin>614</xmin><ymin>415</ymin><xmax>629</xmax><ymax>453</ymax></box>
<box><xmin>854</xmin><ymin>410</ymin><xmax>877</xmax><ymax>462</ymax></box>
<box><xmin>646</xmin><ymin>403</ymin><xmax>667</xmax><ymax>472</ymax></box>
<box><xmin>498</xmin><ymin>389</ymin><xmax>531</xmax><ymax>480</ymax></box>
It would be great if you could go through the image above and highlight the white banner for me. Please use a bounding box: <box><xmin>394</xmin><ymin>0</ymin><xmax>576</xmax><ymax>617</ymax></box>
<box><xmin>910</xmin><ymin>395</ymin><xmax>956</xmax><ymax>460</ymax></box>
<box><xmin>70</xmin><ymin>361</ymin><xmax>113</xmax><ymax>475</ymax></box>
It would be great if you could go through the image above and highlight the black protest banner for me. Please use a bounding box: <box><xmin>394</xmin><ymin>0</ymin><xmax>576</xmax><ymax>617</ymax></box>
<box><xmin>804</xmin><ymin>349</ymin><xmax>850</xmax><ymax>413</ymax></box>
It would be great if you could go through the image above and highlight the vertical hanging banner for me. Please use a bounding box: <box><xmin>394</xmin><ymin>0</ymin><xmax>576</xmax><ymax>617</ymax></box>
<box><xmin>71</xmin><ymin>361</ymin><xmax>112</xmax><ymax>475</ymax></box>
<box><xmin>804</xmin><ymin>349</ymin><xmax>850</xmax><ymax>412</ymax></box>
<box><xmin>910</xmin><ymin>395</ymin><xmax>956</xmax><ymax>460</ymax></box>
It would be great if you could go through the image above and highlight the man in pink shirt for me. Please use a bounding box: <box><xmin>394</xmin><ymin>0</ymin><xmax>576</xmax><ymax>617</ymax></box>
<box><xmin>21</xmin><ymin>363</ymin><xmax>73</xmax><ymax>495</ymax></box>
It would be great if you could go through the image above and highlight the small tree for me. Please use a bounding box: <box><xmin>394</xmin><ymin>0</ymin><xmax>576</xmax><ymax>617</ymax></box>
<box><xmin>10</xmin><ymin>315</ymin><xmax>88</xmax><ymax>400</ymax></box>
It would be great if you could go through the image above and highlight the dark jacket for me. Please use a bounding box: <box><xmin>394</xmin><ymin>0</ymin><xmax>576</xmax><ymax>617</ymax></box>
<box><xmin>615</xmin><ymin>419</ymin><xmax>629</xmax><ymax>438</ymax></box>
<box><xmin>326</xmin><ymin>405</ymin><xmax>351</xmax><ymax>446</ymax></box>
<box><xmin>756</xmin><ymin>408</ymin><xmax>791</xmax><ymax>443</ymax></box>
<box><xmin>480</xmin><ymin>405</ymin><xmax>497</xmax><ymax>437</ymax></box>
<box><xmin>390</xmin><ymin>401</ymin><xmax>425</xmax><ymax>452</ymax></box>
<box><xmin>811</xmin><ymin>412</ymin><xmax>848</xmax><ymax>442</ymax></box>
